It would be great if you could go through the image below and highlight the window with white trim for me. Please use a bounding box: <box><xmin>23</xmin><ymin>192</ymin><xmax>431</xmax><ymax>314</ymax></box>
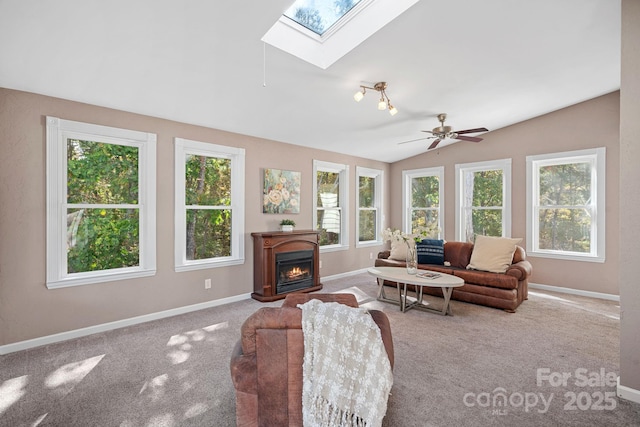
<box><xmin>455</xmin><ymin>159</ymin><xmax>512</xmax><ymax>242</ymax></box>
<box><xmin>402</xmin><ymin>167</ymin><xmax>444</xmax><ymax>237</ymax></box>
<box><xmin>45</xmin><ymin>117</ymin><xmax>156</xmax><ymax>289</ymax></box>
<box><xmin>356</xmin><ymin>166</ymin><xmax>383</xmax><ymax>246</ymax></box>
<box><xmin>526</xmin><ymin>148</ymin><xmax>605</xmax><ymax>262</ymax></box>
<box><xmin>174</xmin><ymin>138</ymin><xmax>245</xmax><ymax>271</ymax></box>
<box><xmin>313</xmin><ymin>160</ymin><xmax>349</xmax><ymax>250</ymax></box>
<box><xmin>263</xmin><ymin>0</ymin><xmax>420</xmax><ymax>70</ymax></box>
<box><xmin>283</xmin><ymin>0</ymin><xmax>365</xmax><ymax>36</ymax></box>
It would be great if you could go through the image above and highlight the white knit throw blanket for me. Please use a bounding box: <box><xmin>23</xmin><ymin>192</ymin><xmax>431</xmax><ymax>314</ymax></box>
<box><xmin>299</xmin><ymin>299</ymin><xmax>393</xmax><ymax>427</ymax></box>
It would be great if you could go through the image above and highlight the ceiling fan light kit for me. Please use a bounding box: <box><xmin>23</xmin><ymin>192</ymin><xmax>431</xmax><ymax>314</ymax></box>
<box><xmin>354</xmin><ymin>81</ymin><xmax>398</xmax><ymax>116</ymax></box>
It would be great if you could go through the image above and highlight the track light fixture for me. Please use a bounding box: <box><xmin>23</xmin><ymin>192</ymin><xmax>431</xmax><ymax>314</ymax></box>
<box><xmin>353</xmin><ymin>81</ymin><xmax>398</xmax><ymax>116</ymax></box>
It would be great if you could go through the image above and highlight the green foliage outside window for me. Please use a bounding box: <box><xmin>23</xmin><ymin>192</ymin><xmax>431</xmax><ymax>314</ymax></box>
<box><xmin>66</xmin><ymin>139</ymin><xmax>140</xmax><ymax>273</ymax></box>
<box><xmin>359</xmin><ymin>176</ymin><xmax>374</xmax><ymax>207</ymax></box>
<box><xmin>67</xmin><ymin>208</ymin><xmax>140</xmax><ymax>273</ymax></box>
<box><xmin>317</xmin><ymin>171</ymin><xmax>341</xmax><ymax>245</ymax></box>
<box><xmin>468</xmin><ymin>170</ymin><xmax>503</xmax><ymax>239</ymax></box>
<box><xmin>411</xmin><ymin>176</ymin><xmax>439</xmax><ymax>234</ymax></box>
<box><xmin>317</xmin><ymin>171</ymin><xmax>339</xmax><ymax>204</ymax></box>
<box><xmin>538</xmin><ymin>163</ymin><xmax>592</xmax><ymax>252</ymax></box>
<box><xmin>358</xmin><ymin>175</ymin><xmax>376</xmax><ymax>242</ymax></box>
<box><xmin>358</xmin><ymin>211</ymin><xmax>376</xmax><ymax>241</ymax></box>
<box><xmin>185</xmin><ymin>155</ymin><xmax>232</xmax><ymax>260</ymax></box>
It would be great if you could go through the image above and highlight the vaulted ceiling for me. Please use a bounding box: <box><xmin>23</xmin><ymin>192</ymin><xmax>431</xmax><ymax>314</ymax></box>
<box><xmin>0</xmin><ymin>0</ymin><xmax>620</xmax><ymax>162</ymax></box>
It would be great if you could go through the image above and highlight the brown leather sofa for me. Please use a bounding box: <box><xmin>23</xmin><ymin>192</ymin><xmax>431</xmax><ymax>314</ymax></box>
<box><xmin>229</xmin><ymin>293</ymin><xmax>394</xmax><ymax>427</ymax></box>
<box><xmin>375</xmin><ymin>241</ymin><xmax>532</xmax><ymax>312</ymax></box>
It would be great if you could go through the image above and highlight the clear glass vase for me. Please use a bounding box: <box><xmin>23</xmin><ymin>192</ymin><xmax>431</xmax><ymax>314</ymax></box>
<box><xmin>406</xmin><ymin>244</ymin><xmax>418</xmax><ymax>274</ymax></box>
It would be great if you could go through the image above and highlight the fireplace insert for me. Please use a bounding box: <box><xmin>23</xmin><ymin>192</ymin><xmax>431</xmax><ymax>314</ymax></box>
<box><xmin>275</xmin><ymin>250</ymin><xmax>314</xmax><ymax>294</ymax></box>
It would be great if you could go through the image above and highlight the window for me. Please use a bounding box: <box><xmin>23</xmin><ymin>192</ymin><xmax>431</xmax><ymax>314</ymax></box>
<box><xmin>174</xmin><ymin>138</ymin><xmax>245</xmax><ymax>271</ymax></box>
<box><xmin>356</xmin><ymin>166</ymin><xmax>383</xmax><ymax>246</ymax></box>
<box><xmin>313</xmin><ymin>160</ymin><xmax>349</xmax><ymax>250</ymax></box>
<box><xmin>284</xmin><ymin>0</ymin><xmax>364</xmax><ymax>36</ymax></box>
<box><xmin>455</xmin><ymin>159</ymin><xmax>512</xmax><ymax>242</ymax></box>
<box><xmin>526</xmin><ymin>148</ymin><xmax>605</xmax><ymax>262</ymax></box>
<box><xmin>402</xmin><ymin>167</ymin><xmax>444</xmax><ymax>237</ymax></box>
<box><xmin>263</xmin><ymin>0</ymin><xmax>419</xmax><ymax>69</ymax></box>
<box><xmin>46</xmin><ymin>117</ymin><xmax>156</xmax><ymax>288</ymax></box>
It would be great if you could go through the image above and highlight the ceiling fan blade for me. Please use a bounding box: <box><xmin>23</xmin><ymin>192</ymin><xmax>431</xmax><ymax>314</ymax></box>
<box><xmin>455</xmin><ymin>127</ymin><xmax>489</xmax><ymax>135</ymax></box>
<box><xmin>456</xmin><ymin>135</ymin><xmax>483</xmax><ymax>143</ymax></box>
<box><xmin>428</xmin><ymin>139</ymin><xmax>441</xmax><ymax>150</ymax></box>
<box><xmin>398</xmin><ymin>136</ymin><xmax>432</xmax><ymax>145</ymax></box>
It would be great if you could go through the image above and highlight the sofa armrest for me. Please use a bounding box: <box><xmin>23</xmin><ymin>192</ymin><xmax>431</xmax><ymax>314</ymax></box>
<box><xmin>505</xmin><ymin>260</ymin><xmax>533</xmax><ymax>281</ymax></box>
<box><xmin>230</xmin><ymin>340</ymin><xmax>258</xmax><ymax>394</ymax></box>
<box><xmin>378</xmin><ymin>250</ymin><xmax>391</xmax><ymax>259</ymax></box>
<box><xmin>369</xmin><ymin>309</ymin><xmax>394</xmax><ymax>369</ymax></box>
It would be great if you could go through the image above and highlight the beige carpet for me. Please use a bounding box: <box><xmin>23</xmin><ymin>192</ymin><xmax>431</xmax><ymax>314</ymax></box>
<box><xmin>1</xmin><ymin>273</ymin><xmax>639</xmax><ymax>426</ymax></box>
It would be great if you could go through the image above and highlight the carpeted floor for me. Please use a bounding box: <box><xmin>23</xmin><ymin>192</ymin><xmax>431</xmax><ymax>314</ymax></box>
<box><xmin>1</xmin><ymin>273</ymin><xmax>639</xmax><ymax>426</ymax></box>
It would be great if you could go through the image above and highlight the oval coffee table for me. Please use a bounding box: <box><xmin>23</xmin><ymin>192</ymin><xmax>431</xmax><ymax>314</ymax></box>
<box><xmin>367</xmin><ymin>266</ymin><xmax>464</xmax><ymax>315</ymax></box>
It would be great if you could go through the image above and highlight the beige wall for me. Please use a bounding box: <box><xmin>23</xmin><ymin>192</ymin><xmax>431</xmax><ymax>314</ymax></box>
<box><xmin>0</xmin><ymin>88</ymin><xmax>389</xmax><ymax>346</ymax></box>
<box><xmin>619</xmin><ymin>0</ymin><xmax>640</xmax><ymax>395</ymax></box>
<box><xmin>389</xmin><ymin>92</ymin><xmax>621</xmax><ymax>295</ymax></box>
<box><xmin>0</xmin><ymin>87</ymin><xmax>627</xmax><ymax>348</ymax></box>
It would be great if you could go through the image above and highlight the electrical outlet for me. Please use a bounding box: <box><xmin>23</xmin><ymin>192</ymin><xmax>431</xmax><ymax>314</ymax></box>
<box><xmin>369</xmin><ymin>252</ymin><xmax>373</xmax><ymax>259</ymax></box>
<box><xmin>205</xmin><ymin>279</ymin><xmax>211</xmax><ymax>289</ymax></box>
<box><xmin>319</xmin><ymin>260</ymin><xmax>323</xmax><ymax>269</ymax></box>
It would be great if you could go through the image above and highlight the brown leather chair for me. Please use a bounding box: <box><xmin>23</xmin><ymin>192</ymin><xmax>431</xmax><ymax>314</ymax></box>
<box><xmin>230</xmin><ymin>293</ymin><xmax>394</xmax><ymax>427</ymax></box>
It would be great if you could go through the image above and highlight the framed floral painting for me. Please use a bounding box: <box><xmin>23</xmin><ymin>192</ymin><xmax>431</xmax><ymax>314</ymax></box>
<box><xmin>263</xmin><ymin>168</ymin><xmax>301</xmax><ymax>214</ymax></box>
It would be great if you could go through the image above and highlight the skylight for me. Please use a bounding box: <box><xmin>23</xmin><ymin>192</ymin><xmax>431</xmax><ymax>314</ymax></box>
<box><xmin>283</xmin><ymin>0</ymin><xmax>364</xmax><ymax>36</ymax></box>
<box><xmin>263</xmin><ymin>0</ymin><xmax>419</xmax><ymax>69</ymax></box>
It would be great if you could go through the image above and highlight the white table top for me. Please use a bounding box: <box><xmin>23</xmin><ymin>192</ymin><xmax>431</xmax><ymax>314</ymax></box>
<box><xmin>368</xmin><ymin>266</ymin><xmax>464</xmax><ymax>288</ymax></box>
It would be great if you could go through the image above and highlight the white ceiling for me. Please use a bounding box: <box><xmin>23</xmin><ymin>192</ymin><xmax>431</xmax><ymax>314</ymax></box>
<box><xmin>0</xmin><ymin>0</ymin><xmax>620</xmax><ymax>162</ymax></box>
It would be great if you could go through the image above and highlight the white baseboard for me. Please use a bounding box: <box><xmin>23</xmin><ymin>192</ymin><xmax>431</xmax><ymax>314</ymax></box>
<box><xmin>0</xmin><ymin>292</ymin><xmax>252</xmax><ymax>355</ymax></box>
<box><xmin>617</xmin><ymin>377</ymin><xmax>640</xmax><ymax>404</ymax></box>
<box><xmin>0</xmin><ymin>269</ymin><xmax>373</xmax><ymax>355</ymax></box>
<box><xmin>528</xmin><ymin>282</ymin><xmax>620</xmax><ymax>302</ymax></box>
<box><xmin>321</xmin><ymin>268</ymin><xmax>370</xmax><ymax>283</ymax></box>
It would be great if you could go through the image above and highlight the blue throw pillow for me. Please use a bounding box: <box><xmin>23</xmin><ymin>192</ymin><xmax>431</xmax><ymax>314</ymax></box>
<box><xmin>417</xmin><ymin>239</ymin><xmax>445</xmax><ymax>265</ymax></box>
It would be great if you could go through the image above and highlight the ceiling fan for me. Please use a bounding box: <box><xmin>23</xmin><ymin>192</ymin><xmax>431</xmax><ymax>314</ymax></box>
<box><xmin>399</xmin><ymin>113</ymin><xmax>489</xmax><ymax>150</ymax></box>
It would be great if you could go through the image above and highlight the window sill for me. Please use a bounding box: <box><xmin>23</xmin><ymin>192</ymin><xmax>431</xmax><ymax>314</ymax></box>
<box><xmin>46</xmin><ymin>269</ymin><xmax>156</xmax><ymax>289</ymax></box>
<box><xmin>355</xmin><ymin>240</ymin><xmax>383</xmax><ymax>248</ymax></box>
<box><xmin>319</xmin><ymin>244</ymin><xmax>350</xmax><ymax>253</ymax></box>
<box><xmin>527</xmin><ymin>251</ymin><xmax>605</xmax><ymax>263</ymax></box>
<box><xmin>175</xmin><ymin>257</ymin><xmax>245</xmax><ymax>272</ymax></box>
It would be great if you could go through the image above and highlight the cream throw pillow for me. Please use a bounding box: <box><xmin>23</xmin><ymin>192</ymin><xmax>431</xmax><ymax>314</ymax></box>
<box><xmin>467</xmin><ymin>235</ymin><xmax>522</xmax><ymax>273</ymax></box>
<box><xmin>389</xmin><ymin>239</ymin><xmax>415</xmax><ymax>261</ymax></box>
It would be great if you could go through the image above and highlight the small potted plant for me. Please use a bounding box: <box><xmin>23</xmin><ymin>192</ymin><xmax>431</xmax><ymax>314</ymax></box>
<box><xmin>280</xmin><ymin>219</ymin><xmax>296</xmax><ymax>232</ymax></box>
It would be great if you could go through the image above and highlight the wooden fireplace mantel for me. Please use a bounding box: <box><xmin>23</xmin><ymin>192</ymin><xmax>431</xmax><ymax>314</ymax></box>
<box><xmin>251</xmin><ymin>230</ymin><xmax>322</xmax><ymax>302</ymax></box>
